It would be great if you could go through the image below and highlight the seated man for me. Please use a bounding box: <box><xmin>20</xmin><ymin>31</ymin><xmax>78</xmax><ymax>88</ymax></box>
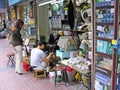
<box><xmin>30</xmin><ymin>41</ymin><xmax>53</xmax><ymax>71</ymax></box>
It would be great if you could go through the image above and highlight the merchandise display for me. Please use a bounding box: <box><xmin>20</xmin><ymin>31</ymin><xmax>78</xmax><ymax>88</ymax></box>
<box><xmin>93</xmin><ymin>0</ymin><xmax>119</xmax><ymax>90</ymax></box>
<box><xmin>116</xmin><ymin>74</ymin><xmax>120</xmax><ymax>90</ymax></box>
<box><xmin>57</xmin><ymin>36</ymin><xmax>78</xmax><ymax>51</ymax></box>
<box><xmin>67</xmin><ymin>57</ymin><xmax>91</xmax><ymax>73</ymax></box>
<box><xmin>23</xmin><ymin>0</ymin><xmax>120</xmax><ymax>89</ymax></box>
<box><xmin>48</xmin><ymin>1</ymin><xmax>69</xmax><ymax>30</ymax></box>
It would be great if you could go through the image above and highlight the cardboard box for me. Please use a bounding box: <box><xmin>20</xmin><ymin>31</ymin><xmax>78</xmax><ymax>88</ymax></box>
<box><xmin>70</xmin><ymin>51</ymin><xmax>78</xmax><ymax>58</ymax></box>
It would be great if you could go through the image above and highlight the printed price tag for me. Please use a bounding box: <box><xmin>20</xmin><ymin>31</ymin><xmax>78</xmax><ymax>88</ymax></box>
<box><xmin>112</xmin><ymin>40</ymin><xmax>117</xmax><ymax>45</ymax></box>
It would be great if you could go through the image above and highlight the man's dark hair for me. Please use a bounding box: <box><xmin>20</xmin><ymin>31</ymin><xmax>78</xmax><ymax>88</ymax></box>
<box><xmin>38</xmin><ymin>41</ymin><xmax>46</xmax><ymax>46</ymax></box>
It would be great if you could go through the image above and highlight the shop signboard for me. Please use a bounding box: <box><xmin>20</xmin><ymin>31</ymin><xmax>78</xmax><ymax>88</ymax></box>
<box><xmin>8</xmin><ymin>0</ymin><xmax>20</xmax><ymax>6</ymax></box>
<box><xmin>0</xmin><ymin>0</ymin><xmax>6</xmax><ymax>9</ymax></box>
<box><xmin>8</xmin><ymin>0</ymin><xmax>27</xmax><ymax>6</ymax></box>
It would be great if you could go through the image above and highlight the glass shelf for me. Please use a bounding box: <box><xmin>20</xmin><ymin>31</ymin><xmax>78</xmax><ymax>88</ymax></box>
<box><xmin>96</xmin><ymin>6</ymin><xmax>114</xmax><ymax>9</ymax></box>
<box><xmin>96</xmin><ymin>65</ymin><xmax>111</xmax><ymax>74</ymax></box>
<box><xmin>96</xmin><ymin>37</ymin><xmax>112</xmax><ymax>42</ymax></box>
<box><xmin>96</xmin><ymin>23</ymin><xmax>113</xmax><ymax>26</ymax></box>
<box><xmin>96</xmin><ymin>51</ymin><xmax>112</xmax><ymax>58</ymax></box>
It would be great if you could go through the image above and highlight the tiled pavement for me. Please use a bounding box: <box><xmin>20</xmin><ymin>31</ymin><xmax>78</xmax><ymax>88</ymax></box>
<box><xmin>0</xmin><ymin>39</ymin><xmax>73</xmax><ymax>90</ymax></box>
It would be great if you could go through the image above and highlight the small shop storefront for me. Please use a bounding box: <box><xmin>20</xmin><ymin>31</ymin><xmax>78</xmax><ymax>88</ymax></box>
<box><xmin>8</xmin><ymin>0</ymin><xmax>36</xmax><ymax>45</ymax></box>
<box><xmin>0</xmin><ymin>0</ymin><xmax>7</xmax><ymax>27</ymax></box>
<box><xmin>6</xmin><ymin>0</ymin><xmax>120</xmax><ymax>90</ymax></box>
<box><xmin>35</xmin><ymin>0</ymin><xmax>120</xmax><ymax>90</ymax></box>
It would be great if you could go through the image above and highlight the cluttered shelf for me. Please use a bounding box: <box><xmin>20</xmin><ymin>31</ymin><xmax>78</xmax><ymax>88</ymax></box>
<box><xmin>96</xmin><ymin>51</ymin><xmax>112</xmax><ymax>58</ymax></box>
<box><xmin>96</xmin><ymin>65</ymin><xmax>111</xmax><ymax>74</ymax></box>
<box><xmin>96</xmin><ymin>23</ymin><xmax>113</xmax><ymax>26</ymax></box>
<box><xmin>96</xmin><ymin>37</ymin><xmax>112</xmax><ymax>42</ymax></box>
<box><xmin>117</xmin><ymin>70</ymin><xmax>120</xmax><ymax>74</ymax></box>
<box><xmin>73</xmin><ymin>30</ymin><xmax>87</xmax><ymax>33</ymax></box>
<box><xmin>51</xmin><ymin>28</ymin><xmax>62</xmax><ymax>30</ymax></box>
<box><xmin>96</xmin><ymin>6</ymin><xmax>114</xmax><ymax>9</ymax></box>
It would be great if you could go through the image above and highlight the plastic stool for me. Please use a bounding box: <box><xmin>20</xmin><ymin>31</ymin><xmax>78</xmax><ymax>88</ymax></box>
<box><xmin>53</xmin><ymin>65</ymin><xmax>67</xmax><ymax>86</ymax></box>
<box><xmin>7</xmin><ymin>53</ymin><xmax>15</xmax><ymax>66</ymax></box>
<box><xmin>33</xmin><ymin>69</ymin><xmax>46</xmax><ymax>80</ymax></box>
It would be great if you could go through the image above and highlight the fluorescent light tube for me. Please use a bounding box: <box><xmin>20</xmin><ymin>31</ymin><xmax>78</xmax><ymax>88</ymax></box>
<box><xmin>38</xmin><ymin>0</ymin><xmax>56</xmax><ymax>6</ymax></box>
<box><xmin>51</xmin><ymin>0</ymin><xmax>64</xmax><ymax>4</ymax></box>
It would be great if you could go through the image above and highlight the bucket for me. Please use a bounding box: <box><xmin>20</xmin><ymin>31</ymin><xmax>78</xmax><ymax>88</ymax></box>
<box><xmin>66</xmin><ymin>67</ymin><xmax>76</xmax><ymax>82</ymax></box>
<box><xmin>23</xmin><ymin>61</ymin><xmax>29</xmax><ymax>71</ymax></box>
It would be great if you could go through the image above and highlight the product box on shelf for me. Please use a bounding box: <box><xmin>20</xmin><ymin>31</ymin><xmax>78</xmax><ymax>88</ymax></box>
<box><xmin>82</xmin><ymin>75</ymin><xmax>91</xmax><ymax>87</ymax></box>
<box><xmin>70</xmin><ymin>50</ymin><xmax>78</xmax><ymax>58</ymax></box>
<box><xmin>56</xmin><ymin>50</ymin><xmax>70</xmax><ymax>59</ymax></box>
<box><xmin>57</xmin><ymin>36</ymin><xmax>78</xmax><ymax>51</ymax></box>
<box><xmin>107</xmin><ymin>42</ymin><xmax>113</xmax><ymax>54</ymax></box>
<box><xmin>97</xmin><ymin>40</ymin><xmax>108</xmax><ymax>53</ymax></box>
<box><xmin>95</xmin><ymin>72</ymin><xmax>111</xmax><ymax>86</ymax></box>
<box><xmin>95</xmin><ymin>80</ymin><xmax>111</xmax><ymax>90</ymax></box>
<box><xmin>95</xmin><ymin>80</ymin><xmax>104</xmax><ymax>90</ymax></box>
<box><xmin>97</xmin><ymin>8</ymin><xmax>114</xmax><ymax>23</ymax></box>
<box><xmin>60</xmin><ymin>45</ymin><xmax>75</xmax><ymax>51</ymax></box>
<box><xmin>116</xmin><ymin>74</ymin><xmax>120</xmax><ymax>90</ymax></box>
<box><xmin>96</xmin><ymin>40</ymin><xmax>113</xmax><ymax>54</ymax></box>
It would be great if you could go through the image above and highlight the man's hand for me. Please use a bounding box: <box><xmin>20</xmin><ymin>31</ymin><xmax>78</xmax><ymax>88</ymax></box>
<box><xmin>47</xmin><ymin>52</ymin><xmax>54</xmax><ymax>59</ymax></box>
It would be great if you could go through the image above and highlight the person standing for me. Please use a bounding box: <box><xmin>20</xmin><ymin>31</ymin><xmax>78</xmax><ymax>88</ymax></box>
<box><xmin>0</xmin><ymin>20</ymin><xmax>6</xmax><ymax>36</ymax></box>
<box><xmin>2</xmin><ymin>20</ymin><xmax>6</xmax><ymax>29</ymax></box>
<box><xmin>12</xmin><ymin>19</ymin><xmax>25</xmax><ymax>75</ymax></box>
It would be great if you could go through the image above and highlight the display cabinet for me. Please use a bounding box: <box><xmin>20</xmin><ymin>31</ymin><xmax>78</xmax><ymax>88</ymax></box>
<box><xmin>91</xmin><ymin>0</ymin><xmax>120</xmax><ymax>90</ymax></box>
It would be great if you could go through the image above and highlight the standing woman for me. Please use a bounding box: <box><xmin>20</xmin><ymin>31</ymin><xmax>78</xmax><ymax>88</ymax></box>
<box><xmin>12</xmin><ymin>19</ymin><xmax>25</xmax><ymax>75</ymax></box>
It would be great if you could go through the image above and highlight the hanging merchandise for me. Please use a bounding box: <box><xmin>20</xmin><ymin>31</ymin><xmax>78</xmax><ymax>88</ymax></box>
<box><xmin>79</xmin><ymin>39</ymin><xmax>88</xmax><ymax>53</ymax></box>
<box><xmin>48</xmin><ymin>9</ymin><xmax>52</xmax><ymax>18</ymax></box>
<box><xmin>117</xmin><ymin>38</ymin><xmax>120</xmax><ymax>55</ymax></box>
<box><xmin>11</xmin><ymin>7</ymin><xmax>16</xmax><ymax>20</ymax></box>
<box><xmin>67</xmin><ymin>0</ymin><xmax>74</xmax><ymax>30</ymax></box>
<box><xmin>81</xmin><ymin>8</ymin><xmax>91</xmax><ymax>22</ymax></box>
<box><xmin>30</xmin><ymin>10</ymin><xmax>33</xmax><ymax>19</ymax></box>
<box><xmin>76</xmin><ymin>0</ymin><xmax>87</xmax><ymax>6</ymax></box>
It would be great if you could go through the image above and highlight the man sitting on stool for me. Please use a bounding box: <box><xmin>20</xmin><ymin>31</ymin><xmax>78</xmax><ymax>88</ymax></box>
<box><xmin>30</xmin><ymin>41</ymin><xmax>53</xmax><ymax>72</ymax></box>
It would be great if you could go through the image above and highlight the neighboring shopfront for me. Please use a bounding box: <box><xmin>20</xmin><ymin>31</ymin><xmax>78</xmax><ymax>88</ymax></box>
<box><xmin>0</xmin><ymin>0</ymin><xmax>7</xmax><ymax>27</ymax></box>
<box><xmin>36</xmin><ymin>0</ymin><xmax>52</xmax><ymax>41</ymax></box>
<box><xmin>8</xmin><ymin>0</ymin><xmax>36</xmax><ymax>45</ymax></box>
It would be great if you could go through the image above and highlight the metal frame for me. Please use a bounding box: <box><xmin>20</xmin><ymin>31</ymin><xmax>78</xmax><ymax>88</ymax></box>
<box><xmin>91</xmin><ymin>0</ymin><xmax>95</xmax><ymax>89</ymax></box>
<box><xmin>112</xmin><ymin>0</ymin><xmax>119</xmax><ymax>90</ymax></box>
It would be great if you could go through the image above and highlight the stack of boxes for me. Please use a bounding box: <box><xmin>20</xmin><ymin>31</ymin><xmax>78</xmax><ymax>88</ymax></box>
<box><xmin>96</xmin><ymin>0</ymin><xmax>114</xmax><ymax>7</ymax></box>
<box><xmin>95</xmin><ymin>72</ymin><xmax>111</xmax><ymax>90</ymax></box>
<box><xmin>98</xmin><ymin>58</ymin><xmax>112</xmax><ymax>70</ymax></box>
<box><xmin>96</xmin><ymin>0</ymin><xmax>115</xmax><ymax>23</ymax></box>
<box><xmin>97</xmin><ymin>9</ymin><xmax>114</xmax><ymax>23</ymax></box>
<box><xmin>116</xmin><ymin>74</ymin><xmax>120</xmax><ymax>90</ymax></box>
<box><xmin>56</xmin><ymin>36</ymin><xmax>78</xmax><ymax>59</ymax></box>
